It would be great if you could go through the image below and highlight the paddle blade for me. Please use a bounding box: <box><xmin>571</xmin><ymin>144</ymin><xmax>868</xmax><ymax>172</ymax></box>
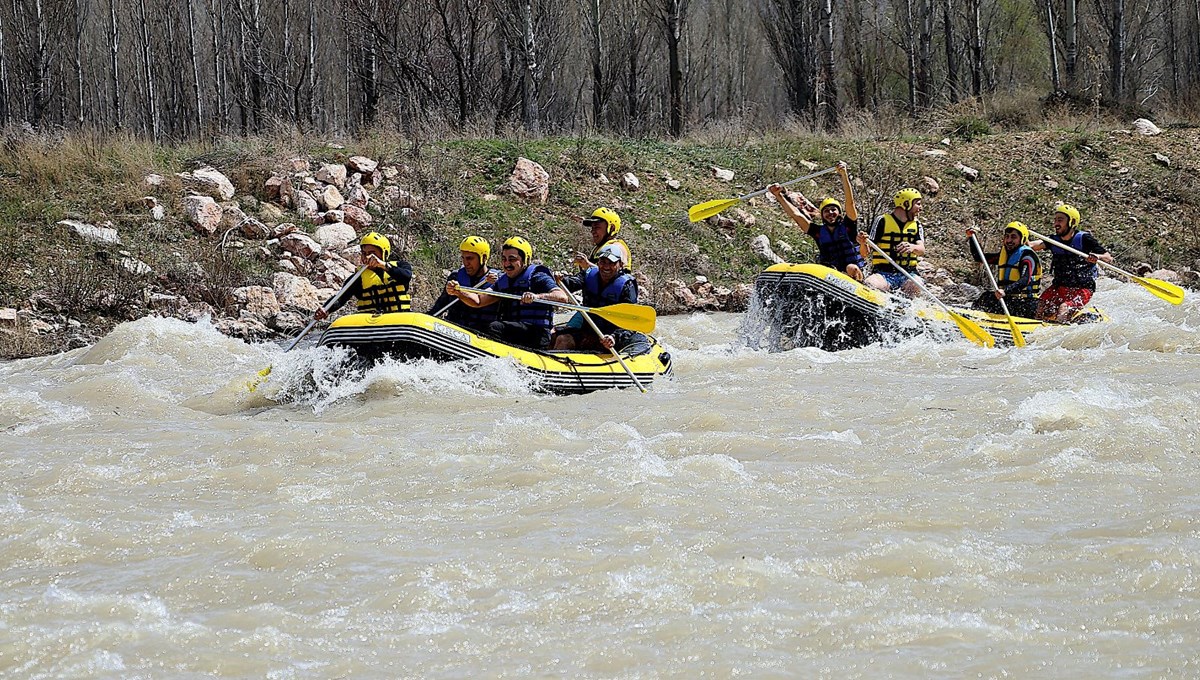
<box><xmin>245</xmin><ymin>365</ymin><xmax>272</xmax><ymax>393</ymax></box>
<box><xmin>688</xmin><ymin>197</ymin><xmax>741</xmax><ymax>223</ymax></box>
<box><xmin>949</xmin><ymin>312</ymin><xmax>995</xmax><ymax>348</ymax></box>
<box><xmin>1007</xmin><ymin>317</ymin><xmax>1027</xmax><ymax>348</ymax></box>
<box><xmin>1132</xmin><ymin>275</ymin><xmax>1185</xmax><ymax>305</ymax></box>
<box><xmin>591</xmin><ymin>303</ymin><xmax>657</xmax><ymax>334</ymax></box>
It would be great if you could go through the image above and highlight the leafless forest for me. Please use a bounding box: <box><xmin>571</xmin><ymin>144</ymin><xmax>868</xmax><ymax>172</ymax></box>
<box><xmin>0</xmin><ymin>0</ymin><xmax>1196</xmax><ymax>140</ymax></box>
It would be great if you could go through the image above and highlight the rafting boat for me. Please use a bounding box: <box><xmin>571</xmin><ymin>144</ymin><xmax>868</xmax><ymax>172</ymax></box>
<box><xmin>746</xmin><ymin>263</ymin><xmax>1104</xmax><ymax>351</ymax></box>
<box><xmin>317</xmin><ymin>311</ymin><xmax>673</xmax><ymax>394</ymax></box>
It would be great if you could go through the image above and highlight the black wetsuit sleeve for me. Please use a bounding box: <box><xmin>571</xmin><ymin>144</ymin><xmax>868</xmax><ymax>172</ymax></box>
<box><xmin>1080</xmin><ymin>232</ymin><xmax>1108</xmax><ymax>255</ymax></box>
<box><xmin>968</xmin><ymin>238</ymin><xmax>999</xmax><ymax>265</ymax></box>
<box><xmin>620</xmin><ymin>279</ymin><xmax>639</xmax><ymax>304</ymax></box>
<box><xmin>387</xmin><ymin>260</ymin><xmax>413</xmax><ymax>284</ymax></box>
<box><xmin>428</xmin><ymin>273</ymin><xmax>456</xmax><ymax>314</ymax></box>
<box><xmin>1001</xmin><ymin>253</ymin><xmax>1036</xmax><ymax>294</ymax></box>
<box><xmin>324</xmin><ymin>278</ymin><xmax>364</xmax><ymax>314</ymax></box>
<box><xmin>560</xmin><ymin>274</ymin><xmax>584</xmax><ymax>292</ymax></box>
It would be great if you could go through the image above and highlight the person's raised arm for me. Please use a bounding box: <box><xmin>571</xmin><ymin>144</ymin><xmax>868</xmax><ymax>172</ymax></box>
<box><xmin>767</xmin><ymin>183</ymin><xmax>813</xmax><ymax>230</ymax></box>
<box><xmin>838</xmin><ymin>162</ymin><xmax>858</xmax><ymax>222</ymax></box>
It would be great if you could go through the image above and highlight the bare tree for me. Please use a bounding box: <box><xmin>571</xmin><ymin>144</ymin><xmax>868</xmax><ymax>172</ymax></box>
<box><xmin>761</xmin><ymin>0</ymin><xmax>815</xmax><ymax>118</ymax></box>
<box><xmin>646</xmin><ymin>0</ymin><xmax>689</xmax><ymax>137</ymax></box>
<box><xmin>819</xmin><ymin>0</ymin><xmax>837</xmax><ymax>128</ymax></box>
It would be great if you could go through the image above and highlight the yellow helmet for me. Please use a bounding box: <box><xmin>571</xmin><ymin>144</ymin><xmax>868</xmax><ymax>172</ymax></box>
<box><xmin>819</xmin><ymin>197</ymin><xmax>843</xmax><ymax>213</ymax></box>
<box><xmin>459</xmin><ymin>235</ymin><xmax>490</xmax><ymax>264</ymax></box>
<box><xmin>1055</xmin><ymin>203</ymin><xmax>1081</xmax><ymax>228</ymax></box>
<box><xmin>360</xmin><ymin>231</ymin><xmax>391</xmax><ymax>260</ymax></box>
<box><xmin>894</xmin><ymin>188</ymin><xmax>923</xmax><ymax>211</ymax></box>
<box><xmin>1004</xmin><ymin>221</ymin><xmax>1030</xmax><ymax>244</ymax></box>
<box><xmin>502</xmin><ymin>236</ymin><xmax>533</xmax><ymax>263</ymax></box>
<box><xmin>584</xmin><ymin>207</ymin><xmax>622</xmax><ymax>237</ymax></box>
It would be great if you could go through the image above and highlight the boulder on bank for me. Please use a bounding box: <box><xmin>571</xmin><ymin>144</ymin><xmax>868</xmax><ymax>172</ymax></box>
<box><xmin>182</xmin><ymin>196</ymin><xmax>222</xmax><ymax>235</ymax></box>
<box><xmin>508</xmin><ymin>157</ymin><xmax>550</xmax><ymax>204</ymax></box>
<box><xmin>59</xmin><ymin>219</ymin><xmax>121</xmax><ymax>245</ymax></box>
<box><xmin>178</xmin><ymin>166</ymin><xmax>235</xmax><ymax>200</ymax></box>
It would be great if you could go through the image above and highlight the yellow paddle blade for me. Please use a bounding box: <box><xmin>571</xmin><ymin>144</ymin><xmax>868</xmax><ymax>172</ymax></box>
<box><xmin>1006</xmin><ymin>317</ymin><xmax>1027</xmax><ymax>348</ymax></box>
<box><xmin>949</xmin><ymin>312</ymin><xmax>995</xmax><ymax>348</ymax></box>
<box><xmin>1131</xmin><ymin>274</ymin><xmax>1185</xmax><ymax>305</ymax></box>
<box><xmin>245</xmin><ymin>365</ymin><xmax>272</xmax><ymax>393</ymax></box>
<box><xmin>591</xmin><ymin>303</ymin><xmax>657</xmax><ymax>334</ymax></box>
<box><xmin>688</xmin><ymin>197</ymin><xmax>741</xmax><ymax>223</ymax></box>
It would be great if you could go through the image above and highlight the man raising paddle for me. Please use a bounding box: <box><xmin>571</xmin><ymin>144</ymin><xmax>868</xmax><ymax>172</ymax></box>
<box><xmin>768</xmin><ymin>161</ymin><xmax>866</xmax><ymax>281</ymax></box>
<box><xmin>1030</xmin><ymin>203</ymin><xmax>1113</xmax><ymax>322</ymax></box>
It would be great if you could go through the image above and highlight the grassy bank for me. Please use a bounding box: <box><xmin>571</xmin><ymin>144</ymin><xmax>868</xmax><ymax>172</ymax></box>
<box><xmin>1</xmin><ymin>117</ymin><xmax>1197</xmax><ymax>359</ymax></box>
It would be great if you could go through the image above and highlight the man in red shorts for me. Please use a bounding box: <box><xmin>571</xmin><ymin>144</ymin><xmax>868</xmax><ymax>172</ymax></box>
<box><xmin>1031</xmin><ymin>203</ymin><xmax>1114</xmax><ymax>322</ymax></box>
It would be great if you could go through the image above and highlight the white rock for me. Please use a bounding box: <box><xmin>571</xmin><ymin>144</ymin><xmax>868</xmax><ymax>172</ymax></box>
<box><xmin>348</xmin><ymin>156</ymin><xmax>378</xmax><ymax>174</ymax></box>
<box><xmin>508</xmin><ymin>157</ymin><xmax>550</xmax><ymax>204</ymax></box>
<box><xmin>666</xmin><ymin>179</ymin><xmax>681</xmax><ymax>191</ymax></box>
<box><xmin>750</xmin><ymin>234</ymin><xmax>783</xmax><ymax>264</ymax></box>
<box><xmin>620</xmin><ymin>172</ymin><xmax>640</xmax><ymax>190</ymax></box>
<box><xmin>292</xmin><ymin>189</ymin><xmax>320</xmax><ymax>217</ymax></box>
<box><xmin>278</xmin><ymin>232</ymin><xmax>323</xmax><ymax>259</ymax></box>
<box><xmin>182</xmin><ymin>196</ymin><xmax>222</xmax><ymax>235</ymax></box>
<box><xmin>799</xmin><ymin>160</ymin><xmax>820</xmax><ymax>171</ymax></box>
<box><xmin>272</xmin><ymin>272</ymin><xmax>323</xmax><ymax>311</ymax></box>
<box><xmin>1132</xmin><ymin>118</ymin><xmax>1162</xmax><ymax>136</ymax></box>
<box><xmin>315</xmin><ymin>163</ymin><xmax>348</xmax><ymax>187</ymax></box>
<box><xmin>232</xmin><ymin>286</ymin><xmax>281</xmax><ymax>322</ymax></box>
<box><xmin>0</xmin><ymin>308</ymin><xmax>16</xmax><ymax>325</ymax></box>
<box><xmin>120</xmin><ymin>257</ymin><xmax>153</xmax><ymax>275</ymax></box>
<box><xmin>341</xmin><ymin>204</ymin><xmax>372</xmax><ymax>230</ymax></box>
<box><xmin>712</xmin><ymin>166</ymin><xmax>735</xmax><ymax>181</ymax></box>
<box><xmin>144</xmin><ymin>173</ymin><xmax>165</xmax><ymax>187</ymax></box>
<box><xmin>178</xmin><ymin>166</ymin><xmax>235</xmax><ymax>200</ymax></box>
<box><xmin>923</xmin><ymin>149</ymin><xmax>949</xmax><ymax>157</ymax></box>
<box><xmin>319</xmin><ymin>184</ymin><xmax>345</xmax><ymax>211</ymax></box>
<box><xmin>313</xmin><ymin>222</ymin><xmax>358</xmax><ymax>249</ymax></box>
<box><xmin>59</xmin><ymin>219</ymin><xmax>121</xmax><ymax>245</ymax></box>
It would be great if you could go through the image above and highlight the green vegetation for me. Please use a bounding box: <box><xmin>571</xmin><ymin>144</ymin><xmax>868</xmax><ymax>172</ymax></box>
<box><xmin>0</xmin><ymin>118</ymin><xmax>1197</xmax><ymax>359</ymax></box>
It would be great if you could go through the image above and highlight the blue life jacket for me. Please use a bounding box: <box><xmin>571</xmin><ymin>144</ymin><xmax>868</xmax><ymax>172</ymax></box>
<box><xmin>1046</xmin><ymin>231</ymin><xmax>1100</xmax><ymax>288</ymax></box>
<box><xmin>494</xmin><ymin>264</ymin><xmax>555</xmax><ymax>329</ymax></box>
<box><xmin>582</xmin><ymin>268</ymin><xmax>635</xmax><ymax>307</ymax></box>
<box><xmin>812</xmin><ymin>218</ymin><xmax>865</xmax><ymax>271</ymax></box>
<box><xmin>996</xmin><ymin>245</ymin><xmax>1042</xmax><ymax>301</ymax></box>
<box><xmin>446</xmin><ymin>268</ymin><xmax>499</xmax><ymax>329</ymax></box>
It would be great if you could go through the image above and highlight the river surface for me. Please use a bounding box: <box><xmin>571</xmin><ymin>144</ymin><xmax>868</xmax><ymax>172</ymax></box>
<box><xmin>3</xmin><ymin>280</ymin><xmax>1199</xmax><ymax>678</ymax></box>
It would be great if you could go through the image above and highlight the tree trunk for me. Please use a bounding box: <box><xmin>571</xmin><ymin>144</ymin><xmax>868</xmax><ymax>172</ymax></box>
<box><xmin>186</xmin><ymin>0</ymin><xmax>203</xmax><ymax>134</ymax></box>
<box><xmin>969</xmin><ymin>0</ymin><xmax>983</xmax><ymax>97</ymax></box>
<box><xmin>845</xmin><ymin>0</ymin><xmax>867</xmax><ymax>107</ymax></box>
<box><xmin>518</xmin><ymin>0</ymin><xmax>540</xmax><ymax>132</ymax></box>
<box><xmin>917</xmin><ymin>0</ymin><xmax>933</xmax><ymax>107</ymax></box>
<box><xmin>73</xmin><ymin>0</ymin><xmax>84</xmax><ymax>127</ymax></box>
<box><xmin>106</xmin><ymin>0</ymin><xmax>121</xmax><ymax>127</ymax></box>
<box><xmin>820</xmin><ymin>0</ymin><xmax>837</xmax><ymax>129</ymax></box>
<box><xmin>1108</xmin><ymin>0</ymin><xmax>1125</xmax><ymax>105</ymax></box>
<box><xmin>665</xmin><ymin>0</ymin><xmax>686</xmax><ymax>137</ymax></box>
<box><xmin>136</xmin><ymin>0</ymin><xmax>157</xmax><ymax>138</ymax></box>
<box><xmin>1165</xmin><ymin>0</ymin><xmax>1178</xmax><ymax>98</ymax></box>
<box><xmin>1064</xmin><ymin>0</ymin><xmax>1077</xmax><ymax>88</ymax></box>
<box><xmin>307</xmin><ymin>0</ymin><xmax>316</xmax><ymax>127</ymax></box>
<box><xmin>29</xmin><ymin>0</ymin><xmax>52</xmax><ymax>127</ymax></box>
<box><xmin>943</xmin><ymin>0</ymin><xmax>959</xmax><ymax>102</ymax></box>
<box><xmin>626</xmin><ymin>21</ymin><xmax>639</xmax><ymax>134</ymax></box>
<box><xmin>0</xmin><ymin>7</ymin><xmax>8</xmax><ymax>125</ymax></box>
<box><xmin>588</xmin><ymin>0</ymin><xmax>603</xmax><ymax>127</ymax></box>
<box><xmin>905</xmin><ymin>0</ymin><xmax>917</xmax><ymax>110</ymax></box>
<box><xmin>1045</xmin><ymin>0</ymin><xmax>1060</xmax><ymax>92</ymax></box>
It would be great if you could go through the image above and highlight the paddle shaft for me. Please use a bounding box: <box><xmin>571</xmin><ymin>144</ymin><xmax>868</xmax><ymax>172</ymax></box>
<box><xmin>1026</xmin><ymin>228</ymin><xmax>1119</xmax><ymax>275</ymax></box>
<box><xmin>865</xmin><ymin>237</ymin><xmax>994</xmax><ymax>347</ymax></box>
<box><xmin>969</xmin><ymin>232</ymin><xmax>1027</xmax><ymax>347</ymax></box>
<box><xmin>558</xmin><ymin>283</ymin><xmax>647</xmax><ymax>393</ymax></box>
<box><xmin>285</xmin><ymin>265</ymin><xmax>368</xmax><ymax>352</ymax></box>
<box><xmin>738</xmin><ymin>166</ymin><xmax>838</xmax><ymax>202</ymax></box>
<box><xmin>863</xmin><ymin>239</ymin><xmax>954</xmax><ymax>314</ymax></box>
<box><xmin>433</xmin><ymin>276</ymin><xmax>494</xmax><ymax>318</ymax></box>
<box><xmin>458</xmin><ymin>285</ymin><xmax>608</xmax><ymax>315</ymax></box>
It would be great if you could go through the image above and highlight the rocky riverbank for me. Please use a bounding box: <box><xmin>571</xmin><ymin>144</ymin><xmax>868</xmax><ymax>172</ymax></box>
<box><xmin>1</xmin><ymin>120</ymin><xmax>1197</xmax><ymax>359</ymax></box>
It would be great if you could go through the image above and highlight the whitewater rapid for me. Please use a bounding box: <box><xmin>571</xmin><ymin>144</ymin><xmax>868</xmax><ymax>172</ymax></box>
<box><xmin>2</xmin><ymin>279</ymin><xmax>1198</xmax><ymax>677</ymax></box>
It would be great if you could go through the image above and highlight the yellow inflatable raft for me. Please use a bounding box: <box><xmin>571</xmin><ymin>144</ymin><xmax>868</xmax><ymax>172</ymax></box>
<box><xmin>317</xmin><ymin>312</ymin><xmax>673</xmax><ymax>394</ymax></box>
